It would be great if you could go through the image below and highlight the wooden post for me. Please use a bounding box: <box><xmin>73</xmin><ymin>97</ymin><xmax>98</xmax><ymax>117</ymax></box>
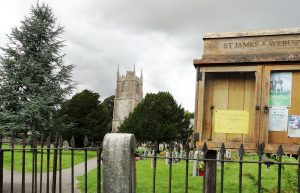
<box><xmin>205</xmin><ymin>150</ymin><xmax>217</xmax><ymax>193</ymax></box>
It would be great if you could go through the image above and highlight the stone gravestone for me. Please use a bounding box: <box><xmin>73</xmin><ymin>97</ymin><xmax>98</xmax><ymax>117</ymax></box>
<box><xmin>175</xmin><ymin>151</ymin><xmax>180</xmax><ymax>163</ymax></box>
<box><xmin>143</xmin><ymin>150</ymin><xmax>147</xmax><ymax>158</ymax></box>
<box><xmin>63</xmin><ymin>140</ymin><xmax>69</xmax><ymax>150</ymax></box>
<box><xmin>189</xmin><ymin>150</ymin><xmax>194</xmax><ymax>159</ymax></box>
<box><xmin>166</xmin><ymin>151</ymin><xmax>170</xmax><ymax>165</ymax></box>
<box><xmin>102</xmin><ymin>133</ymin><xmax>136</xmax><ymax>193</ymax></box>
<box><xmin>182</xmin><ymin>150</ymin><xmax>186</xmax><ymax>159</ymax></box>
<box><xmin>151</xmin><ymin>150</ymin><xmax>155</xmax><ymax>168</ymax></box>
<box><xmin>193</xmin><ymin>151</ymin><xmax>199</xmax><ymax>176</ymax></box>
<box><xmin>159</xmin><ymin>144</ymin><xmax>164</xmax><ymax>152</ymax></box>
<box><xmin>226</xmin><ymin>150</ymin><xmax>232</xmax><ymax>160</ymax></box>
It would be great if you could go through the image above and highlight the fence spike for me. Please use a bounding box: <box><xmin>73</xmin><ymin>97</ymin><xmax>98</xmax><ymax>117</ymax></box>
<box><xmin>185</xmin><ymin>143</ymin><xmax>190</xmax><ymax>153</ymax></box>
<box><xmin>258</xmin><ymin>144</ymin><xmax>264</xmax><ymax>156</ymax></box>
<box><xmin>71</xmin><ymin>136</ymin><xmax>75</xmax><ymax>147</ymax></box>
<box><xmin>40</xmin><ymin>134</ymin><xmax>44</xmax><ymax>145</ymax></box>
<box><xmin>10</xmin><ymin>137</ymin><xmax>15</xmax><ymax>147</ymax></box>
<box><xmin>83</xmin><ymin>135</ymin><xmax>89</xmax><ymax>147</ymax></box>
<box><xmin>297</xmin><ymin>147</ymin><xmax>300</xmax><ymax>158</ymax></box>
<box><xmin>58</xmin><ymin>136</ymin><xmax>63</xmax><ymax>147</ymax></box>
<box><xmin>277</xmin><ymin>145</ymin><xmax>284</xmax><ymax>157</ymax></box>
<box><xmin>46</xmin><ymin>136</ymin><xmax>51</xmax><ymax>147</ymax></box>
<box><xmin>32</xmin><ymin>135</ymin><xmax>38</xmax><ymax>146</ymax></box>
<box><xmin>239</xmin><ymin>144</ymin><xmax>245</xmax><ymax>158</ymax></box>
<box><xmin>22</xmin><ymin>137</ymin><xmax>27</xmax><ymax>147</ymax></box>
<box><xmin>202</xmin><ymin>142</ymin><xmax>208</xmax><ymax>155</ymax></box>
<box><xmin>220</xmin><ymin>143</ymin><xmax>226</xmax><ymax>155</ymax></box>
<box><xmin>154</xmin><ymin>141</ymin><xmax>158</xmax><ymax>152</ymax></box>
<box><xmin>54</xmin><ymin>134</ymin><xmax>58</xmax><ymax>144</ymax></box>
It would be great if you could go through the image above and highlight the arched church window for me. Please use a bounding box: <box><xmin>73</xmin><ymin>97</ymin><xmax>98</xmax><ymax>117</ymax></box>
<box><xmin>121</xmin><ymin>83</ymin><xmax>125</xmax><ymax>92</ymax></box>
<box><xmin>136</xmin><ymin>84</ymin><xmax>139</xmax><ymax>94</ymax></box>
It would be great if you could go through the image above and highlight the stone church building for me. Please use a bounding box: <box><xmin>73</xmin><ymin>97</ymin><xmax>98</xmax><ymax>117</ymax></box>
<box><xmin>112</xmin><ymin>67</ymin><xmax>143</xmax><ymax>132</ymax></box>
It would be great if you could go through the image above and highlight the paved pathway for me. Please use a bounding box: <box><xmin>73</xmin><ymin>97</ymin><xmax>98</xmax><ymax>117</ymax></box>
<box><xmin>3</xmin><ymin>158</ymin><xmax>98</xmax><ymax>193</ymax></box>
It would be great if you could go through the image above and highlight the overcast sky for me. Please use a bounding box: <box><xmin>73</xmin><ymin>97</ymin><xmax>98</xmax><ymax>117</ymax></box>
<box><xmin>1</xmin><ymin>0</ymin><xmax>300</xmax><ymax>111</ymax></box>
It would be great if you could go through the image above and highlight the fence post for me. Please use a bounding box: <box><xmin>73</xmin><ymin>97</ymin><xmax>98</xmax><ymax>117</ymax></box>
<box><xmin>205</xmin><ymin>150</ymin><xmax>217</xmax><ymax>193</ymax></box>
<box><xmin>102</xmin><ymin>133</ymin><xmax>136</xmax><ymax>193</ymax></box>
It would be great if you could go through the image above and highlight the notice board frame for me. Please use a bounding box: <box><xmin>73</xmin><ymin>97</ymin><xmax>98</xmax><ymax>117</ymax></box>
<box><xmin>194</xmin><ymin>65</ymin><xmax>262</xmax><ymax>152</ymax></box>
<box><xmin>261</xmin><ymin>64</ymin><xmax>300</xmax><ymax>153</ymax></box>
<box><xmin>194</xmin><ymin>28</ymin><xmax>300</xmax><ymax>153</ymax></box>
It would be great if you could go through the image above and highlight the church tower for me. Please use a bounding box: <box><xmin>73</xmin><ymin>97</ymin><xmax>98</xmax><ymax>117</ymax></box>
<box><xmin>112</xmin><ymin>66</ymin><xmax>143</xmax><ymax>132</ymax></box>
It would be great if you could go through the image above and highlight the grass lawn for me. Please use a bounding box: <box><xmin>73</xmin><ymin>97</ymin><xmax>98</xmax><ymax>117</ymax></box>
<box><xmin>77</xmin><ymin>154</ymin><xmax>298</xmax><ymax>193</ymax></box>
<box><xmin>2</xmin><ymin>144</ymin><xmax>97</xmax><ymax>172</ymax></box>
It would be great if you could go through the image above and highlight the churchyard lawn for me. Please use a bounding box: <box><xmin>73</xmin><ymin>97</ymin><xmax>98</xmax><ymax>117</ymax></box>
<box><xmin>2</xmin><ymin>144</ymin><xmax>97</xmax><ymax>172</ymax></box>
<box><xmin>77</xmin><ymin>153</ymin><xmax>298</xmax><ymax>193</ymax></box>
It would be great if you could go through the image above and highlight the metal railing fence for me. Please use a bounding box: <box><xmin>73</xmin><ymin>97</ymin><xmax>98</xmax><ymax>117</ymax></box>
<box><xmin>141</xmin><ymin>143</ymin><xmax>300</xmax><ymax>193</ymax></box>
<box><xmin>0</xmin><ymin>134</ymin><xmax>102</xmax><ymax>193</ymax></box>
<box><xmin>0</xmin><ymin>132</ymin><xmax>300</xmax><ymax>193</ymax></box>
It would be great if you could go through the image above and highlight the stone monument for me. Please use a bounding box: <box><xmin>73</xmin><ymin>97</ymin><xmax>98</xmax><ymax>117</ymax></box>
<box><xmin>112</xmin><ymin>66</ymin><xmax>143</xmax><ymax>132</ymax></box>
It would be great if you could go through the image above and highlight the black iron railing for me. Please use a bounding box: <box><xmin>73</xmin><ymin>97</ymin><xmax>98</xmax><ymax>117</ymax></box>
<box><xmin>0</xmin><ymin>134</ymin><xmax>102</xmax><ymax>193</ymax></box>
<box><xmin>1</xmin><ymin>133</ymin><xmax>300</xmax><ymax>193</ymax></box>
<box><xmin>141</xmin><ymin>143</ymin><xmax>300</xmax><ymax>193</ymax></box>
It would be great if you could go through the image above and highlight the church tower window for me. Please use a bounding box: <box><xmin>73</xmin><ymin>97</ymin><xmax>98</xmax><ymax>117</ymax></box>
<box><xmin>121</xmin><ymin>83</ymin><xmax>125</xmax><ymax>92</ymax></box>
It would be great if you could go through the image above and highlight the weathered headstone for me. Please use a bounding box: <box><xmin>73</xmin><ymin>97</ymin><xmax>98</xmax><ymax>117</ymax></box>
<box><xmin>225</xmin><ymin>150</ymin><xmax>232</xmax><ymax>160</ymax></box>
<box><xmin>189</xmin><ymin>150</ymin><xmax>194</xmax><ymax>159</ymax></box>
<box><xmin>159</xmin><ymin>144</ymin><xmax>164</xmax><ymax>152</ymax></box>
<box><xmin>63</xmin><ymin>140</ymin><xmax>69</xmax><ymax>150</ymax></box>
<box><xmin>180</xmin><ymin>150</ymin><xmax>183</xmax><ymax>159</ymax></box>
<box><xmin>102</xmin><ymin>133</ymin><xmax>136</xmax><ymax>193</ymax></box>
<box><xmin>151</xmin><ymin>150</ymin><xmax>155</xmax><ymax>168</ymax></box>
<box><xmin>217</xmin><ymin>151</ymin><xmax>220</xmax><ymax>165</ymax></box>
<box><xmin>193</xmin><ymin>151</ymin><xmax>199</xmax><ymax>176</ymax></box>
<box><xmin>175</xmin><ymin>151</ymin><xmax>180</xmax><ymax>163</ymax></box>
<box><xmin>166</xmin><ymin>151</ymin><xmax>170</xmax><ymax>165</ymax></box>
<box><xmin>182</xmin><ymin>150</ymin><xmax>186</xmax><ymax>158</ymax></box>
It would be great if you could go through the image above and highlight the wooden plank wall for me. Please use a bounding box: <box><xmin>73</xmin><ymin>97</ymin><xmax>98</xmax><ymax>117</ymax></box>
<box><xmin>212</xmin><ymin>76</ymin><xmax>228</xmax><ymax>142</ymax></box>
<box><xmin>202</xmin><ymin>76</ymin><xmax>214</xmax><ymax>140</ymax></box>
<box><xmin>202</xmin><ymin>72</ymin><xmax>256</xmax><ymax>143</ymax></box>
<box><xmin>227</xmin><ymin>73</ymin><xmax>245</xmax><ymax>142</ymax></box>
<box><xmin>243</xmin><ymin>75</ymin><xmax>256</xmax><ymax>143</ymax></box>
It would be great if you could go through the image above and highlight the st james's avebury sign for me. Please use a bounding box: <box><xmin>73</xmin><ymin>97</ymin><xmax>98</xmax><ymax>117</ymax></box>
<box><xmin>194</xmin><ymin>28</ymin><xmax>300</xmax><ymax>154</ymax></box>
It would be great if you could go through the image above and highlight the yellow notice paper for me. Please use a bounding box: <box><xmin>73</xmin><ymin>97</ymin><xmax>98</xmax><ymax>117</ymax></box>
<box><xmin>214</xmin><ymin>110</ymin><xmax>249</xmax><ymax>134</ymax></box>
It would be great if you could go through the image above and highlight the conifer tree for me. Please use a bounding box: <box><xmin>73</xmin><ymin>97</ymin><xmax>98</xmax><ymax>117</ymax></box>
<box><xmin>0</xmin><ymin>3</ymin><xmax>74</xmax><ymax>136</ymax></box>
<box><xmin>55</xmin><ymin>90</ymin><xmax>113</xmax><ymax>146</ymax></box>
<box><xmin>119</xmin><ymin>92</ymin><xmax>193</xmax><ymax>145</ymax></box>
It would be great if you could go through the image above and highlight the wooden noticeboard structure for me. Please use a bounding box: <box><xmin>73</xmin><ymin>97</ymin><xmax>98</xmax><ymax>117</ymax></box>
<box><xmin>194</xmin><ymin>28</ymin><xmax>300</xmax><ymax>154</ymax></box>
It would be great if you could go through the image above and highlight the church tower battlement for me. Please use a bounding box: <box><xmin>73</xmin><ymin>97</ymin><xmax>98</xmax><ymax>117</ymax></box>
<box><xmin>112</xmin><ymin>66</ymin><xmax>143</xmax><ymax>132</ymax></box>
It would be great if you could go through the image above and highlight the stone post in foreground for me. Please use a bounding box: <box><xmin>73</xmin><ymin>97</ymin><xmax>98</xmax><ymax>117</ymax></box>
<box><xmin>102</xmin><ymin>133</ymin><xmax>136</xmax><ymax>193</ymax></box>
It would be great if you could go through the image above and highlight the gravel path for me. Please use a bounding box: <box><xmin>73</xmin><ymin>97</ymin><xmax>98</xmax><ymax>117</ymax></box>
<box><xmin>2</xmin><ymin>157</ymin><xmax>98</xmax><ymax>193</ymax></box>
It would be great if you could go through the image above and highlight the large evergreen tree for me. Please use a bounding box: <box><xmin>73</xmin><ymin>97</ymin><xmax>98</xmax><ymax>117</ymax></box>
<box><xmin>55</xmin><ymin>90</ymin><xmax>113</xmax><ymax>146</ymax></box>
<box><xmin>0</xmin><ymin>3</ymin><xmax>74</xmax><ymax>136</ymax></box>
<box><xmin>119</xmin><ymin>92</ymin><xmax>192</xmax><ymax>145</ymax></box>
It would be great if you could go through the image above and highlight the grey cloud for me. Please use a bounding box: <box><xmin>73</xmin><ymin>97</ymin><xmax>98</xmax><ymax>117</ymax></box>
<box><xmin>2</xmin><ymin>0</ymin><xmax>300</xmax><ymax>111</ymax></box>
